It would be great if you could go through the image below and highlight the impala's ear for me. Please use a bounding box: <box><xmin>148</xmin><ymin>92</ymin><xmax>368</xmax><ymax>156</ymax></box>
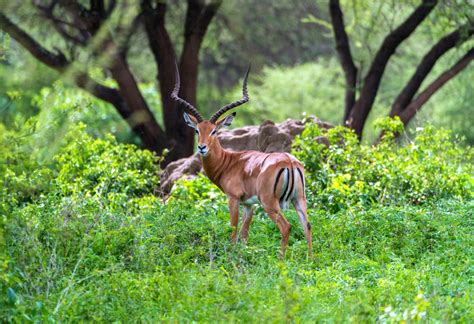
<box><xmin>183</xmin><ymin>112</ymin><xmax>198</xmax><ymax>129</ymax></box>
<box><xmin>216</xmin><ymin>112</ymin><xmax>236</xmax><ymax>130</ymax></box>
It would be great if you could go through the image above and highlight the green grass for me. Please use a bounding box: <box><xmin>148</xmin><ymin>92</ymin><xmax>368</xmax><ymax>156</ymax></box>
<box><xmin>2</xmin><ymin>193</ymin><xmax>473</xmax><ymax>322</ymax></box>
<box><xmin>1</xmin><ymin>122</ymin><xmax>473</xmax><ymax>322</ymax></box>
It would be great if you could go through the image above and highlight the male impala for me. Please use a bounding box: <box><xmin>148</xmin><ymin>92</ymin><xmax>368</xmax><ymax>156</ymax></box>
<box><xmin>171</xmin><ymin>64</ymin><xmax>312</xmax><ymax>258</ymax></box>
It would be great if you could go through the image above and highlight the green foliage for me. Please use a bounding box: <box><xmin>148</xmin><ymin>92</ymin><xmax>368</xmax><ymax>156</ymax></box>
<box><xmin>54</xmin><ymin>128</ymin><xmax>159</xmax><ymax>198</ymax></box>
<box><xmin>169</xmin><ymin>173</ymin><xmax>226</xmax><ymax>207</ymax></box>
<box><xmin>227</xmin><ymin>59</ymin><xmax>345</xmax><ymax>127</ymax></box>
<box><xmin>293</xmin><ymin>118</ymin><xmax>472</xmax><ymax>213</ymax></box>
<box><xmin>1</xmin><ymin>3</ymin><xmax>472</xmax><ymax>320</ymax></box>
<box><xmin>1</xmin><ymin>120</ymin><xmax>473</xmax><ymax>321</ymax></box>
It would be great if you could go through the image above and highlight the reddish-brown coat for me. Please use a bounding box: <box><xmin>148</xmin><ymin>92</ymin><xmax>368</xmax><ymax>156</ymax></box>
<box><xmin>191</xmin><ymin>117</ymin><xmax>313</xmax><ymax>258</ymax></box>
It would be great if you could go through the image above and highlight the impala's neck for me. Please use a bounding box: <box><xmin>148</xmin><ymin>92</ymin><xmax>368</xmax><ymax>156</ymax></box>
<box><xmin>200</xmin><ymin>139</ymin><xmax>232</xmax><ymax>186</ymax></box>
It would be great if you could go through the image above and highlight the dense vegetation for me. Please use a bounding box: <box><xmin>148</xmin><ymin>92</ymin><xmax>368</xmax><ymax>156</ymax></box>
<box><xmin>1</xmin><ymin>117</ymin><xmax>472</xmax><ymax>322</ymax></box>
<box><xmin>1</xmin><ymin>0</ymin><xmax>472</xmax><ymax>322</ymax></box>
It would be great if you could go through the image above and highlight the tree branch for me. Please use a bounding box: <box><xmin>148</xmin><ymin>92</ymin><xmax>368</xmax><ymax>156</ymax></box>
<box><xmin>398</xmin><ymin>48</ymin><xmax>473</xmax><ymax>125</ymax></box>
<box><xmin>390</xmin><ymin>23</ymin><xmax>474</xmax><ymax>117</ymax></box>
<box><xmin>347</xmin><ymin>0</ymin><xmax>438</xmax><ymax>137</ymax></box>
<box><xmin>1</xmin><ymin>10</ymin><xmax>167</xmax><ymax>152</ymax></box>
<box><xmin>0</xmin><ymin>14</ymin><xmax>128</xmax><ymax>116</ymax></box>
<box><xmin>329</xmin><ymin>0</ymin><xmax>358</xmax><ymax>123</ymax></box>
<box><xmin>0</xmin><ymin>12</ymin><xmax>68</xmax><ymax>69</ymax></box>
<box><xmin>35</xmin><ymin>2</ymin><xmax>88</xmax><ymax>45</ymax></box>
<box><xmin>75</xmin><ymin>72</ymin><xmax>127</xmax><ymax>114</ymax></box>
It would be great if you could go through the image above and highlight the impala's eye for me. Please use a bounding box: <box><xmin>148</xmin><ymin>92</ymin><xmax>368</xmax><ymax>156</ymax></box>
<box><xmin>210</xmin><ymin>129</ymin><xmax>217</xmax><ymax>136</ymax></box>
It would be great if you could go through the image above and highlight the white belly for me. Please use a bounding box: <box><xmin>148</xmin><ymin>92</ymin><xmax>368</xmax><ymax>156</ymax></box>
<box><xmin>242</xmin><ymin>195</ymin><xmax>259</xmax><ymax>205</ymax></box>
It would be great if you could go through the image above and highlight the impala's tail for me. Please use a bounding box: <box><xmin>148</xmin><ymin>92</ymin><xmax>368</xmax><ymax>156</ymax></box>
<box><xmin>272</xmin><ymin>155</ymin><xmax>301</xmax><ymax>209</ymax></box>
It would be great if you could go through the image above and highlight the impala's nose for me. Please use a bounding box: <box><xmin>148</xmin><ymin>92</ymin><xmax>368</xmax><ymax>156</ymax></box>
<box><xmin>197</xmin><ymin>144</ymin><xmax>208</xmax><ymax>156</ymax></box>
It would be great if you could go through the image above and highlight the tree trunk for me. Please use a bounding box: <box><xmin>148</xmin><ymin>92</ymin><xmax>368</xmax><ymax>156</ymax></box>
<box><xmin>143</xmin><ymin>0</ymin><xmax>220</xmax><ymax>164</ymax></box>
<box><xmin>346</xmin><ymin>0</ymin><xmax>438</xmax><ymax>138</ymax></box>
<box><xmin>142</xmin><ymin>1</ymin><xmax>194</xmax><ymax>164</ymax></box>
<box><xmin>390</xmin><ymin>25</ymin><xmax>473</xmax><ymax>117</ymax></box>
<box><xmin>329</xmin><ymin>0</ymin><xmax>358</xmax><ymax>123</ymax></box>
<box><xmin>398</xmin><ymin>49</ymin><xmax>473</xmax><ymax>125</ymax></box>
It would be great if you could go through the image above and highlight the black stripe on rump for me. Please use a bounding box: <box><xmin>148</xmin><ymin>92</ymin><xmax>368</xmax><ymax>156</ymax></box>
<box><xmin>284</xmin><ymin>167</ymin><xmax>294</xmax><ymax>202</ymax></box>
<box><xmin>297</xmin><ymin>168</ymin><xmax>305</xmax><ymax>191</ymax></box>
<box><xmin>273</xmin><ymin>168</ymin><xmax>285</xmax><ymax>196</ymax></box>
<box><xmin>279</xmin><ymin>168</ymin><xmax>289</xmax><ymax>201</ymax></box>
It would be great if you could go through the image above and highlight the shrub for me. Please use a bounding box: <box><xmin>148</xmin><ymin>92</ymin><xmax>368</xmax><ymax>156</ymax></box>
<box><xmin>1</xmin><ymin>121</ymin><xmax>472</xmax><ymax>322</ymax></box>
<box><xmin>292</xmin><ymin>117</ymin><xmax>472</xmax><ymax>212</ymax></box>
<box><xmin>54</xmin><ymin>127</ymin><xmax>159</xmax><ymax>198</ymax></box>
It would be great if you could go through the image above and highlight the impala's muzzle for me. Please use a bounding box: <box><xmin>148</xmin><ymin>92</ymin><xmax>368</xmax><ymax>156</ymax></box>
<box><xmin>197</xmin><ymin>144</ymin><xmax>209</xmax><ymax>156</ymax></box>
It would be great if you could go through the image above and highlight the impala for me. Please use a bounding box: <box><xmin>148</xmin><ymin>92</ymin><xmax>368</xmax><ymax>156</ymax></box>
<box><xmin>171</xmin><ymin>64</ymin><xmax>312</xmax><ymax>258</ymax></box>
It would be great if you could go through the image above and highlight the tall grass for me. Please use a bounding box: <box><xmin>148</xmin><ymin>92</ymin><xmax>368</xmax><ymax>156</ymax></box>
<box><xmin>1</xmin><ymin>120</ymin><xmax>472</xmax><ymax>322</ymax></box>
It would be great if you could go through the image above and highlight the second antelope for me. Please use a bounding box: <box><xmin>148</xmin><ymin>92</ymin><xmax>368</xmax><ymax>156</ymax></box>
<box><xmin>172</xmin><ymin>64</ymin><xmax>312</xmax><ymax>258</ymax></box>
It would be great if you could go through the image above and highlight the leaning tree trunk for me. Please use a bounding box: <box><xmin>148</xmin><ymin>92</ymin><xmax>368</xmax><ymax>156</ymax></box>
<box><xmin>389</xmin><ymin>25</ymin><xmax>473</xmax><ymax>118</ymax></box>
<box><xmin>398</xmin><ymin>49</ymin><xmax>474</xmax><ymax>125</ymax></box>
<box><xmin>346</xmin><ymin>0</ymin><xmax>438</xmax><ymax>138</ymax></box>
<box><xmin>329</xmin><ymin>0</ymin><xmax>358</xmax><ymax>123</ymax></box>
<box><xmin>142</xmin><ymin>0</ymin><xmax>221</xmax><ymax>164</ymax></box>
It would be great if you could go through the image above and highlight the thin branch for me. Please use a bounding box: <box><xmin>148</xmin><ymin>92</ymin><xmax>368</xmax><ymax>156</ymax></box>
<box><xmin>35</xmin><ymin>3</ymin><xmax>88</xmax><ymax>45</ymax></box>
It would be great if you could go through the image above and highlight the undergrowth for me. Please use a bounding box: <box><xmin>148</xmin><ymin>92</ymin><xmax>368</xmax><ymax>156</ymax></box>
<box><xmin>1</xmin><ymin>118</ymin><xmax>472</xmax><ymax>322</ymax></box>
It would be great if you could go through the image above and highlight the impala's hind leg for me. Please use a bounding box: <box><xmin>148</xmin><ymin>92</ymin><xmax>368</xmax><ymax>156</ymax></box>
<box><xmin>240</xmin><ymin>205</ymin><xmax>254</xmax><ymax>244</ymax></box>
<box><xmin>292</xmin><ymin>196</ymin><xmax>313</xmax><ymax>257</ymax></box>
<box><xmin>261</xmin><ymin>200</ymin><xmax>291</xmax><ymax>258</ymax></box>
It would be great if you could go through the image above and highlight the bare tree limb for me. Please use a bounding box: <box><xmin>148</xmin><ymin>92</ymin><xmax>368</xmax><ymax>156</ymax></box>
<box><xmin>0</xmin><ymin>12</ymin><xmax>68</xmax><ymax>69</ymax></box>
<box><xmin>329</xmin><ymin>0</ymin><xmax>358</xmax><ymax>123</ymax></box>
<box><xmin>35</xmin><ymin>2</ymin><xmax>88</xmax><ymax>45</ymax></box>
<box><xmin>1</xmin><ymin>9</ymin><xmax>167</xmax><ymax>153</ymax></box>
<box><xmin>347</xmin><ymin>0</ymin><xmax>438</xmax><ymax>138</ymax></box>
<box><xmin>398</xmin><ymin>48</ymin><xmax>473</xmax><ymax>125</ymax></box>
<box><xmin>375</xmin><ymin>48</ymin><xmax>473</xmax><ymax>144</ymax></box>
<box><xmin>390</xmin><ymin>23</ymin><xmax>474</xmax><ymax>117</ymax></box>
<box><xmin>0</xmin><ymin>13</ymin><xmax>131</xmax><ymax>120</ymax></box>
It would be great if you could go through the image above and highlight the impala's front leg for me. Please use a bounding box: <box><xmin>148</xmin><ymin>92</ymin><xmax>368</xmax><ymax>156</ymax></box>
<box><xmin>240</xmin><ymin>205</ymin><xmax>254</xmax><ymax>244</ymax></box>
<box><xmin>228</xmin><ymin>197</ymin><xmax>240</xmax><ymax>243</ymax></box>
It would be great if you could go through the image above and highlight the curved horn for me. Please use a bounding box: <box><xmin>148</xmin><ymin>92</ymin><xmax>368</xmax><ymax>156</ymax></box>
<box><xmin>171</xmin><ymin>61</ymin><xmax>203</xmax><ymax>122</ymax></box>
<box><xmin>210</xmin><ymin>64</ymin><xmax>250</xmax><ymax>123</ymax></box>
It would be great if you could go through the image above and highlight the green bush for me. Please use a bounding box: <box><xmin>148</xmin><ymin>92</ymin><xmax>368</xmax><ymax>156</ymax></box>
<box><xmin>1</xmin><ymin>122</ymin><xmax>472</xmax><ymax>322</ymax></box>
<box><xmin>293</xmin><ymin>117</ymin><xmax>473</xmax><ymax>212</ymax></box>
<box><xmin>54</xmin><ymin>128</ymin><xmax>159</xmax><ymax>198</ymax></box>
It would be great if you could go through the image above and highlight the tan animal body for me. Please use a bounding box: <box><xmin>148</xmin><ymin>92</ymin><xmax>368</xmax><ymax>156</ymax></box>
<box><xmin>172</xmin><ymin>64</ymin><xmax>312</xmax><ymax>258</ymax></box>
